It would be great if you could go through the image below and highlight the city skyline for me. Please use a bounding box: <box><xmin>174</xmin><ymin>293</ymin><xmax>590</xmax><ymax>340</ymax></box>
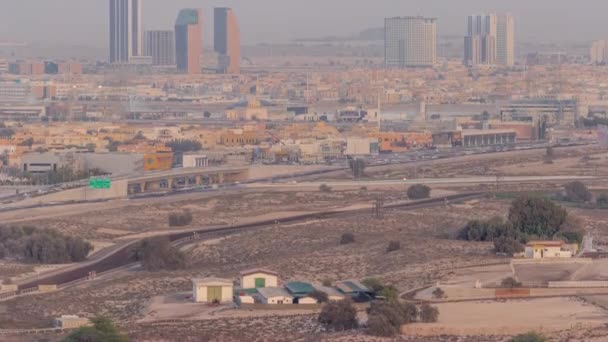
<box><xmin>3</xmin><ymin>0</ymin><xmax>608</xmax><ymax>48</ymax></box>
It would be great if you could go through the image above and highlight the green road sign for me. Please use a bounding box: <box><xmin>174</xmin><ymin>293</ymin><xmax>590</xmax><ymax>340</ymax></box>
<box><xmin>89</xmin><ymin>178</ymin><xmax>111</xmax><ymax>189</ymax></box>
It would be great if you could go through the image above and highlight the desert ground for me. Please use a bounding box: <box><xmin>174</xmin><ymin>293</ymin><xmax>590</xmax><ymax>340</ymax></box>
<box><xmin>2</xmin><ymin>144</ymin><xmax>608</xmax><ymax>341</ymax></box>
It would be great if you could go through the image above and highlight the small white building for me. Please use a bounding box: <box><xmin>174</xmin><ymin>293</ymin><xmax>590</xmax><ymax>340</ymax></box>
<box><xmin>192</xmin><ymin>277</ymin><xmax>233</xmax><ymax>303</ymax></box>
<box><xmin>296</xmin><ymin>296</ymin><xmax>318</xmax><ymax>304</ymax></box>
<box><xmin>54</xmin><ymin>315</ymin><xmax>90</xmax><ymax>329</ymax></box>
<box><xmin>256</xmin><ymin>287</ymin><xmax>293</xmax><ymax>304</ymax></box>
<box><xmin>183</xmin><ymin>153</ymin><xmax>209</xmax><ymax>168</ymax></box>
<box><xmin>525</xmin><ymin>241</ymin><xmax>572</xmax><ymax>259</ymax></box>
<box><xmin>239</xmin><ymin>268</ymin><xmax>279</xmax><ymax>289</ymax></box>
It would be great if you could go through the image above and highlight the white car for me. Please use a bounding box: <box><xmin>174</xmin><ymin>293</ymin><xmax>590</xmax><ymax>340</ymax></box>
<box><xmin>403</xmin><ymin>178</ymin><xmax>408</xmax><ymax>181</ymax></box>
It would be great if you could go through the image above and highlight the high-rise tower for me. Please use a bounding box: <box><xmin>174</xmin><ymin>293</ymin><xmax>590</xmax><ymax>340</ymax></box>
<box><xmin>214</xmin><ymin>7</ymin><xmax>241</xmax><ymax>74</ymax></box>
<box><xmin>109</xmin><ymin>0</ymin><xmax>142</xmax><ymax>63</ymax></box>
<box><xmin>384</xmin><ymin>17</ymin><xmax>437</xmax><ymax>68</ymax></box>
<box><xmin>175</xmin><ymin>9</ymin><xmax>203</xmax><ymax>74</ymax></box>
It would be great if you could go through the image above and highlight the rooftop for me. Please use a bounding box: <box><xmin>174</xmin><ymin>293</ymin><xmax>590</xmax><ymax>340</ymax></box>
<box><xmin>526</xmin><ymin>240</ymin><xmax>565</xmax><ymax>247</ymax></box>
<box><xmin>239</xmin><ymin>268</ymin><xmax>279</xmax><ymax>277</ymax></box>
<box><xmin>257</xmin><ymin>287</ymin><xmax>292</xmax><ymax>298</ymax></box>
<box><xmin>285</xmin><ymin>281</ymin><xmax>315</xmax><ymax>295</ymax></box>
<box><xmin>336</xmin><ymin>280</ymin><xmax>371</xmax><ymax>293</ymax></box>
<box><xmin>192</xmin><ymin>277</ymin><xmax>232</xmax><ymax>286</ymax></box>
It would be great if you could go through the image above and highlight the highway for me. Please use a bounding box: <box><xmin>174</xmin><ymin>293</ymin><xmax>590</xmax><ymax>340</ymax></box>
<box><xmin>17</xmin><ymin>192</ymin><xmax>484</xmax><ymax>291</ymax></box>
<box><xmin>248</xmin><ymin>175</ymin><xmax>598</xmax><ymax>189</ymax></box>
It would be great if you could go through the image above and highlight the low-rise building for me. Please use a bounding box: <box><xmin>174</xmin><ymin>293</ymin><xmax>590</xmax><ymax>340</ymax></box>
<box><xmin>345</xmin><ymin>137</ymin><xmax>379</xmax><ymax>156</ymax></box>
<box><xmin>256</xmin><ymin>287</ymin><xmax>293</xmax><ymax>304</ymax></box>
<box><xmin>313</xmin><ymin>285</ymin><xmax>346</xmax><ymax>302</ymax></box>
<box><xmin>524</xmin><ymin>241</ymin><xmax>573</xmax><ymax>259</ymax></box>
<box><xmin>54</xmin><ymin>315</ymin><xmax>90</xmax><ymax>329</ymax></box>
<box><xmin>239</xmin><ymin>268</ymin><xmax>279</xmax><ymax>289</ymax></box>
<box><xmin>192</xmin><ymin>277</ymin><xmax>234</xmax><ymax>304</ymax></box>
<box><xmin>285</xmin><ymin>281</ymin><xmax>315</xmax><ymax>297</ymax></box>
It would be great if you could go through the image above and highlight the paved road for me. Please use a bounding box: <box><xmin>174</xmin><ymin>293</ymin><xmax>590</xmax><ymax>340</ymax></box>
<box><xmin>247</xmin><ymin>175</ymin><xmax>598</xmax><ymax>189</ymax></box>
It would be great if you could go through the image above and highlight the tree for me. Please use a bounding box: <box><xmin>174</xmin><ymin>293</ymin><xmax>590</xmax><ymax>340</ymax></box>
<box><xmin>419</xmin><ymin>303</ymin><xmax>439</xmax><ymax>322</ymax></box>
<box><xmin>309</xmin><ymin>290</ymin><xmax>329</xmax><ymax>303</ymax></box>
<box><xmin>545</xmin><ymin>146</ymin><xmax>554</xmax><ymax>158</ymax></box>
<box><xmin>318</xmin><ymin>298</ymin><xmax>358</xmax><ymax>331</ymax></box>
<box><xmin>133</xmin><ymin>237</ymin><xmax>186</xmax><ymax>271</ymax></box>
<box><xmin>501</xmin><ymin>277</ymin><xmax>522</xmax><ymax>289</ymax></box>
<box><xmin>64</xmin><ymin>316</ymin><xmax>128</xmax><ymax>342</ymax></box>
<box><xmin>362</xmin><ymin>278</ymin><xmax>384</xmax><ymax>293</ymax></box>
<box><xmin>378</xmin><ymin>285</ymin><xmax>399</xmax><ymax>302</ymax></box>
<box><xmin>597</xmin><ymin>193</ymin><xmax>608</xmax><ymax>208</ymax></box>
<box><xmin>168</xmin><ymin>210</ymin><xmax>193</xmax><ymax>227</ymax></box>
<box><xmin>494</xmin><ymin>236</ymin><xmax>524</xmax><ymax>255</ymax></box>
<box><xmin>432</xmin><ymin>287</ymin><xmax>445</xmax><ymax>299</ymax></box>
<box><xmin>322</xmin><ymin>279</ymin><xmax>333</xmax><ymax>287</ymax></box>
<box><xmin>407</xmin><ymin>184</ymin><xmax>431</xmax><ymax>199</ymax></box>
<box><xmin>0</xmin><ymin>226</ymin><xmax>92</xmax><ymax>264</ymax></box>
<box><xmin>203</xmin><ymin>111</ymin><xmax>212</xmax><ymax>118</ymax></box>
<box><xmin>510</xmin><ymin>332</ymin><xmax>547</xmax><ymax>342</ymax></box>
<box><xmin>367</xmin><ymin>311</ymin><xmax>399</xmax><ymax>337</ymax></box>
<box><xmin>340</xmin><ymin>232</ymin><xmax>355</xmax><ymax>245</ymax></box>
<box><xmin>349</xmin><ymin>158</ymin><xmax>366</xmax><ymax>179</ymax></box>
<box><xmin>508</xmin><ymin>196</ymin><xmax>568</xmax><ymax>238</ymax></box>
<box><xmin>366</xmin><ymin>301</ymin><xmax>418</xmax><ymax>337</ymax></box>
<box><xmin>387</xmin><ymin>241</ymin><xmax>401</xmax><ymax>252</ymax></box>
<box><xmin>564</xmin><ymin>181</ymin><xmax>592</xmax><ymax>202</ymax></box>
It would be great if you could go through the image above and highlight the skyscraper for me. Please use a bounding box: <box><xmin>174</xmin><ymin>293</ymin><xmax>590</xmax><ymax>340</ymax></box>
<box><xmin>590</xmin><ymin>40</ymin><xmax>608</xmax><ymax>64</ymax></box>
<box><xmin>464</xmin><ymin>14</ymin><xmax>496</xmax><ymax>66</ymax></box>
<box><xmin>109</xmin><ymin>0</ymin><xmax>142</xmax><ymax>64</ymax></box>
<box><xmin>464</xmin><ymin>13</ymin><xmax>514</xmax><ymax>67</ymax></box>
<box><xmin>214</xmin><ymin>7</ymin><xmax>241</xmax><ymax>74</ymax></box>
<box><xmin>144</xmin><ymin>30</ymin><xmax>175</xmax><ymax>66</ymax></box>
<box><xmin>496</xmin><ymin>14</ymin><xmax>515</xmax><ymax>67</ymax></box>
<box><xmin>175</xmin><ymin>9</ymin><xmax>203</xmax><ymax>74</ymax></box>
<box><xmin>384</xmin><ymin>17</ymin><xmax>437</xmax><ymax>68</ymax></box>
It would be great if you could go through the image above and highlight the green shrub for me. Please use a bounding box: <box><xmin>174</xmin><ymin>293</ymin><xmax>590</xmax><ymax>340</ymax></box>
<box><xmin>318</xmin><ymin>298</ymin><xmax>358</xmax><ymax>331</ymax></box>
<box><xmin>510</xmin><ymin>332</ymin><xmax>547</xmax><ymax>342</ymax></box>
<box><xmin>387</xmin><ymin>241</ymin><xmax>401</xmax><ymax>252</ymax></box>
<box><xmin>564</xmin><ymin>181</ymin><xmax>592</xmax><ymax>202</ymax></box>
<box><xmin>64</xmin><ymin>316</ymin><xmax>128</xmax><ymax>342</ymax></box>
<box><xmin>168</xmin><ymin>210</ymin><xmax>193</xmax><ymax>227</ymax></box>
<box><xmin>501</xmin><ymin>277</ymin><xmax>522</xmax><ymax>289</ymax></box>
<box><xmin>340</xmin><ymin>232</ymin><xmax>355</xmax><ymax>245</ymax></box>
<box><xmin>133</xmin><ymin>237</ymin><xmax>186</xmax><ymax>271</ymax></box>
<box><xmin>319</xmin><ymin>184</ymin><xmax>333</xmax><ymax>193</ymax></box>
<box><xmin>407</xmin><ymin>184</ymin><xmax>431</xmax><ymax>199</ymax></box>
<box><xmin>309</xmin><ymin>290</ymin><xmax>329</xmax><ymax>303</ymax></box>
<box><xmin>419</xmin><ymin>303</ymin><xmax>439</xmax><ymax>322</ymax></box>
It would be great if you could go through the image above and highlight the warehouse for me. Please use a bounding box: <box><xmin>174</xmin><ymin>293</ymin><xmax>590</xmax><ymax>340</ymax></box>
<box><xmin>192</xmin><ymin>277</ymin><xmax>233</xmax><ymax>304</ymax></box>
<box><xmin>239</xmin><ymin>268</ymin><xmax>279</xmax><ymax>289</ymax></box>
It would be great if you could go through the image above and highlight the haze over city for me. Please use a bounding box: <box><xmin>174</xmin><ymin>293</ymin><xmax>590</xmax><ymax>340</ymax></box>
<box><xmin>2</xmin><ymin>0</ymin><xmax>608</xmax><ymax>48</ymax></box>
<box><xmin>1</xmin><ymin>1</ymin><xmax>608</xmax><ymax>342</ymax></box>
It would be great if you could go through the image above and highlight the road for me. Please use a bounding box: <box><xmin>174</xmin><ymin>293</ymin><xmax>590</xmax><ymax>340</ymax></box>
<box><xmin>249</xmin><ymin>175</ymin><xmax>598</xmax><ymax>189</ymax></box>
<box><xmin>17</xmin><ymin>192</ymin><xmax>484</xmax><ymax>290</ymax></box>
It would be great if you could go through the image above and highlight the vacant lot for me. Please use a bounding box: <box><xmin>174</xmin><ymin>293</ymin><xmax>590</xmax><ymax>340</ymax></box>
<box><xmin>403</xmin><ymin>297</ymin><xmax>608</xmax><ymax>336</ymax></box>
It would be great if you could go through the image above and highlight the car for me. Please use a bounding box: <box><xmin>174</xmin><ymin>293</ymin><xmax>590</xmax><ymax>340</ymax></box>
<box><xmin>403</xmin><ymin>177</ymin><xmax>408</xmax><ymax>181</ymax></box>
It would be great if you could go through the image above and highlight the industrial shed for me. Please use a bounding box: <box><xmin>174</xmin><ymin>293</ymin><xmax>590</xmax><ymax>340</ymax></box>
<box><xmin>192</xmin><ymin>277</ymin><xmax>233</xmax><ymax>304</ymax></box>
<box><xmin>239</xmin><ymin>268</ymin><xmax>279</xmax><ymax>289</ymax></box>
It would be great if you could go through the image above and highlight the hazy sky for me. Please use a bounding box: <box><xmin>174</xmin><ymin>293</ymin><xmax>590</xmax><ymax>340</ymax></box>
<box><xmin>1</xmin><ymin>0</ymin><xmax>607</xmax><ymax>47</ymax></box>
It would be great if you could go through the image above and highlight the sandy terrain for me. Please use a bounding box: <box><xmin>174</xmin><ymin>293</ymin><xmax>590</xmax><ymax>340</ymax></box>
<box><xmin>403</xmin><ymin>297</ymin><xmax>608</xmax><ymax>336</ymax></box>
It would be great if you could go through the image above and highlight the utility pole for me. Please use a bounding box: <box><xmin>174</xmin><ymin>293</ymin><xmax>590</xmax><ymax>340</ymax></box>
<box><xmin>373</xmin><ymin>196</ymin><xmax>384</xmax><ymax>219</ymax></box>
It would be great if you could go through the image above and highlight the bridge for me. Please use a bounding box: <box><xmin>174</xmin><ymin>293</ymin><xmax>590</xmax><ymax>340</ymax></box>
<box><xmin>125</xmin><ymin>166</ymin><xmax>249</xmax><ymax>195</ymax></box>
